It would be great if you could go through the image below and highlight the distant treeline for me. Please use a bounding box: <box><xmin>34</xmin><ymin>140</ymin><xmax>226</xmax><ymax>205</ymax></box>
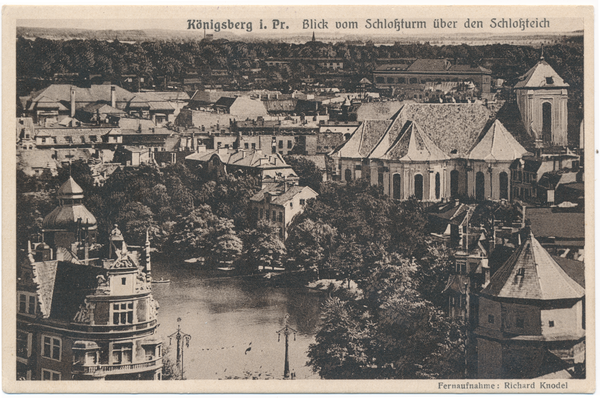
<box><xmin>17</xmin><ymin>36</ymin><xmax>583</xmax><ymax>98</ymax></box>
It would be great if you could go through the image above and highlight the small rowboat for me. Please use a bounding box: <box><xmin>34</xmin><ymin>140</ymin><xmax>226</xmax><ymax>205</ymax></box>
<box><xmin>151</xmin><ymin>278</ymin><xmax>171</xmax><ymax>284</ymax></box>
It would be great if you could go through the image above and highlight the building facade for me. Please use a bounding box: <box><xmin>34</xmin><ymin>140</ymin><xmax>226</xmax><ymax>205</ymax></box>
<box><xmin>475</xmin><ymin>231</ymin><xmax>585</xmax><ymax>379</ymax></box>
<box><xmin>373</xmin><ymin>59</ymin><xmax>492</xmax><ymax>99</ymax></box>
<box><xmin>331</xmin><ymin>103</ymin><xmax>530</xmax><ymax>202</ymax></box>
<box><xmin>515</xmin><ymin>57</ymin><xmax>569</xmax><ymax>147</ymax></box>
<box><xmin>17</xmin><ymin>178</ymin><xmax>163</xmax><ymax>381</ymax></box>
<box><xmin>249</xmin><ymin>184</ymin><xmax>318</xmax><ymax>239</ymax></box>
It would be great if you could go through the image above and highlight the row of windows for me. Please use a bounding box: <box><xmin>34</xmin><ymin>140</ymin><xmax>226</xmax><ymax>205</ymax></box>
<box><xmin>259</xmin><ymin>208</ymin><xmax>283</xmax><ymax>223</ymax></box>
<box><xmin>512</xmin><ymin>170</ymin><xmax>535</xmax><ymax>184</ymax></box>
<box><xmin>38</xmin><ymin>135</ymin><xmax>101</xmax><ymax>145</ymax></box>
<box><xmin>376</xmin><ymin>76</ymin><xmax>488</xmax><ymax>85</ymax></box>
<box><xmin>376</xmin><ymin>76</ymin><xmax>419</xmax><ymax>84</ymax></box>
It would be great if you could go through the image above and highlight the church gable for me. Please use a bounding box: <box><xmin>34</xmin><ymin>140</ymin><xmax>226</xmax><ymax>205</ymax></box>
<box><xmin>384</xmin><ymin>121</ymin><xmax>448</xmax><ymax>162</ymax></box>
<box><xmin>468</xmin><ymin>120</ymin><xmax>530</xmax><ymax>161</ymax></box>
<box><xmin>515</xmin><ymin>60</ymin><xmax>569</xmax><ymax>89</ymax></box>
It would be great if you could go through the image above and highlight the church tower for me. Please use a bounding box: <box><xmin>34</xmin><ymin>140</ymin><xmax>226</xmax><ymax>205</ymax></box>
<box><xmin>514</xmin><ymin>48</ymin><xmax>569</xmax><ymax>147</ymax></box>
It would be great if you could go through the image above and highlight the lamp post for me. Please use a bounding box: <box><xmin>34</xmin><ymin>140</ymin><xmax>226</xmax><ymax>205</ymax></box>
<box><xmin>168</xmin><ymin>317</ymin><xmax>191</xmax><ymax>379</ymax></box>
<box><xmin>276</xmin><ymin>314</ymin><xmax>297</xmax><ymax>379</ymax></box>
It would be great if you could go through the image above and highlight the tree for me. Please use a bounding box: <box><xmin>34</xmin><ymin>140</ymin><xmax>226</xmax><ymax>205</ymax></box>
<box><xmin>241</xmin><ymin>220</ymin><xmax>286</xmax><ymax>274</ymax></box>
<box><xmin>286</xmin><ymin>219</ymin><xmax>337</xmax><ymax>279</ymax></box>
<box><xmin>283</xmin><ymin>156</ymin><xmax>323</xmax><ymax>192</ymax></box>
<box><xmin>332</xmin><ymin>234</ymin><xmax>364</xmax><ymax>288</ymax></box>
<box><xmin>307</xmin><ymin>297</ymin><xmax>372</xmax><ymax>379</ymax></box>
<box><xmin>169</xmin><ymin>204</ymin><xmax>240</xmax><ymax>267</ymax></box>
<box><xmin>115</xmin><ymin>201</ymin><xmax>158</xmax><ymax>245</ymax></box>
<box><xmin>307</xmin><ymin>252</ymin><xmax>466</xmax><ymax>379</ymax></box>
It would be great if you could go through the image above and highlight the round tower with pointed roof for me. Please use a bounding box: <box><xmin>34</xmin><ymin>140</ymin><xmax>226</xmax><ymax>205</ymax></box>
<box><xmin>42</xmin><ymin>177</ymin><xmax>97</xmax><ymax>248</ymax></box>
<box><xmin>475</xmin><ymin>231</ymin><xmax>585</xmax><ymax>378</ymax></box>
<box><xmin>514</xmin><ymin>50</ymin><xmax>569</xmax><ymax>147</ymax></box>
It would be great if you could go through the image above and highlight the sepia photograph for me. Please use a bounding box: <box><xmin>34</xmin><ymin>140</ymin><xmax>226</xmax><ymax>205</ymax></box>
<box><xmin>3</xmin><ymin>5</ymin><xmax>594</xmax><ymax>393</ymax></box>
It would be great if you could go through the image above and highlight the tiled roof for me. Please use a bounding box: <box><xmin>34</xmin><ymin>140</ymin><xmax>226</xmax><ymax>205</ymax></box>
<box><xmin>514</xmin><ymin>60</ymin><xmax>569</xmax><ymax>89</ymax></box>
<box><xmin>151</xmin><ymin>91</ymin><xmax>190</xmax><ymax>101</ymax></box>
<box><xmin>552</xmin><ymin>255</ymin><xmax>584</xmax><ymax>288</ymax></box>
<box><xmin>30</xmin><ymin>84</ymin><xmax>134</xmax><ymax>108</ymax></box>
<box><xmin>250</xmin><ymin>185</ymin><xmax>317</xmax><ymax>205</ymax></box>
<box><xmin>80</xmin><ymin>103</ymin><xmax>126</xmax><ymax>115</ymax></box>
<box><xmin>31</xmin><ymin>260</ymin><xmax>58</xmax><ymax>318</ymax></box>
<box><xmin>481</xmin><ymin>232</ymin><xmax>584</xmax><ymax>300</ymax></box>
<box><xmin>332</xmin><ymin>120</ymin><xmax>392</xmax><ymax>159</ymax></box>
<box><xmin>374</xmin><ymin>64</ymin><xmax>410</xmax><ymax>71</ymax></box>
<box><xmin>468</xmin><ymin>120</ymin><xmax>530</xmax><ymax>161</ymax></box>
<box><xmin>355</xmin><ymin>101</ymin><xmax>407</xmax><ymax>121</ymax></box>
<box><xmin>382</xmin><ymin>121</ymin><xmax>449</xmax><ymax>161</ymax></box>
<box><xmin>263</xmin><ymin>99</ymin><xmax>297</xmax><ymax>112</ymax></box>
<box><xmin>18</xmin><ymin>150</ymin><xmax>59</xmax><ymax>170</ymax></box>
<box><xmin>449</xmin><ymin>65</ymin><xmax>492</xmax><ymax>73</ymax></box>
<box><xmin>148</xmin><ymin>101</ymin><xmax>175</xmax><ymax>111</ymax></box>
<box><xmin>34</xmin><ymin>96</ymin><xmax>68</xmax><ymax>110</ymax></box>
<box><xmin>391</xmin><ymin>103</ymin><xmax>492</xmax><ymax>157</ymax></box>
<box><xmin>407</xmin><ymin>59</ymin><xmax>450</xmax><ymax>71</ymax></box>
<box><xmin>526</xmin><ymin>208</ymin><xmax>584</xmax><ymax>240</ymax></box>
<box><xmin>215</xmin><ymin>97</ymin><xmax>237</xmax><ymax>108</ymax></box>
<box><xmin>186</xmin><ymin>149</ymin><xmax>293</xmax><ymax>170</ymax></box>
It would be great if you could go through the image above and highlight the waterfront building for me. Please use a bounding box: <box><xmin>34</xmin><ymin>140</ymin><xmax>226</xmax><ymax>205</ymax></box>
<box><xmin>475</xmin><ymin>231</ymin><xmax>585</xmax><ymax>378</ymax></box>
<box><xmin>17</xmin><ymin>177</ymin><xmax>162</xmax><ymax>380</ymax></box>
<box><xmin>249</xmin><ymin>183</ymin><xmax>318</xmax><ymax>239</ymax></box>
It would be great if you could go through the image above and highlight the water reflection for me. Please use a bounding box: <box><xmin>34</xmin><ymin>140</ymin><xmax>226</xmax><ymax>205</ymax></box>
<box><xmin>151</xmin><ymin>259</ymin><xmax>325</xmax><ymax>379</ymax></box>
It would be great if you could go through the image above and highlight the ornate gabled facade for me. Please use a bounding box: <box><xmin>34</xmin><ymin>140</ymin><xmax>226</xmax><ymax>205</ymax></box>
<box><xmin>475</xmin><ymin>231</ymin><xmax>585</xmax><ymax>379</ymax></box>
<box><xmin>331</xmin><ymin>103</ymin><xmax>530</xmax><ymax>202</ymax></box>
<box><xmin>17</xmin><ymin>178</ymin><xmax>162</xmax><ymax>381</ymax></box>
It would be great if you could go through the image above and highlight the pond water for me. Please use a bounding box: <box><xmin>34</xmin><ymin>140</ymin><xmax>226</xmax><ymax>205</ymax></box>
<box><xmin>151</xmin><ymin>259</ymin><xmax>326</xmax><ymax>380</ymax></box>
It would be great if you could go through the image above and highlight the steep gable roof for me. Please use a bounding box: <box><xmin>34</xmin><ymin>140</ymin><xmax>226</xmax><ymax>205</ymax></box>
<box><xmin>481</xmin><ymin>232</ymin><xmax>584</xmax><ymax>301</ymax></box>
<box><xmin>390</xmin><ymin>103</ymin><xmax>492</xmax><ymax>157</ymax></box>
<box><xmin>468</xmin><ymin>119</ymin><xmax>531</xmax><ymax>161</ymax></box>
<box><xmin>331</xmin><ymin>119</ymin><xmax>392</xmax><ymax>159</ymax></box>
<box><xmin>383</xmin><ymin>121</ymin><xmax>449</xmax><ymax>161</ymax></box>
<box><xmin>514</xmin><ymin>60</ymin><xmax>569</xmax><ymax>89</ymax></box>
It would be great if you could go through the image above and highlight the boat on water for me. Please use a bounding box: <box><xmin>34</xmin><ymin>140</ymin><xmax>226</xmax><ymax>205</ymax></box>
<box><xmin>151</xmin><ymin>278</ymin><xmax>171</xmax><ymax>284</ymax></box>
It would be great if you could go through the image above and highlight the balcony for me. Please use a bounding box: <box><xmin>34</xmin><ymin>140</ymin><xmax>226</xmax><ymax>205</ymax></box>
<box><xmin>73</xmin><ymin>358</ymin><xmax>163</xmax><ymax>376</ymax></box>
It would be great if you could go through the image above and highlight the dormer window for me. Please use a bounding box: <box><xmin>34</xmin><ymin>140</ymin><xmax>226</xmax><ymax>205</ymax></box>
<box><xmin>546</xmin><ymin>77</ymin><xmax>554</xmax><ymax>84</ymax></box>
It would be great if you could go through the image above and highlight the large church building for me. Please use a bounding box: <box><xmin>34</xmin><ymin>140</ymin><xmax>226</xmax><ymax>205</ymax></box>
<box><xmin>331</xmin><ymin>55</ymin><xmax>571</xmax><ymax>202</ymax></box>
<box><xmin>331</xmin><ymin>102</ymin><xmax>530</xmax><ymax>202</ymax></box>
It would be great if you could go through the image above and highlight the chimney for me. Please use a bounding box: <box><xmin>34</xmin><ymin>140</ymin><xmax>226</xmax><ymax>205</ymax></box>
<box><xmin>70</xmin><ymin>87</ymin><xmax>76</xmax><ymax>117</ymax></box>
<box><xmin>111</xmin><ymin>86</ymin><xmax>116</xmax><ymax>108</ymax></box>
